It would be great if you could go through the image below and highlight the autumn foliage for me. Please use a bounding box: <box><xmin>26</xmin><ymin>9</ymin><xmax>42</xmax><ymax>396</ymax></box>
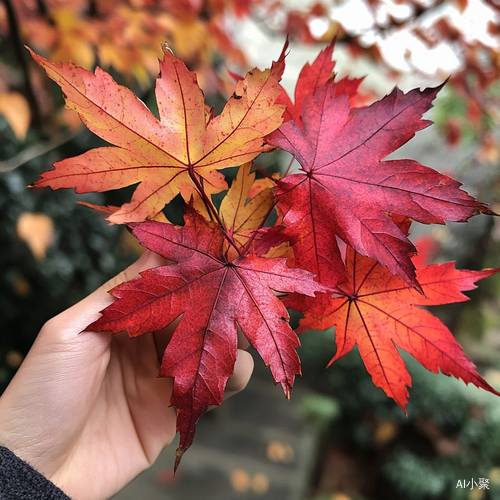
<box><xmin>29</xmin><ymin>40</ymin><xmax>500</xmax><ymax>468</ymax></box>
<box><xmin>3</xmin><ymin>0</ymin><xmax>500</xmax><ymax>147</ymax></box>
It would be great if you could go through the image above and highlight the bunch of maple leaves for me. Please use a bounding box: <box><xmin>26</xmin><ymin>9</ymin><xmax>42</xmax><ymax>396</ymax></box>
<box><xmin>29</xmin><ymin>39</ymin><xmax>500</xmax><ymax>468</ymax></box>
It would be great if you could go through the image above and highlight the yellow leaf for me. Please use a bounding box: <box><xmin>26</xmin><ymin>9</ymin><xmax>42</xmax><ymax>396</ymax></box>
<box><xmin>220</xmin><ymin>162</ymin><xmax>274</xmax><ymax>254</ymax></box>
<box><xmin>16</xmin><ymin>213</ymin><xmax>55</xmax><ymax>260</ymax></box>
<box><xmin>157</xmin><ymin>15</ymin><xmax>210</xmax><ymax>65</ymax></box>
<box><xmin>262</xmin><ymin>241</ymin><xmax>294</xmax><ymax>262</ymax></box>
<box><xmin>98</xmin><ymin>43</ymin><xmax>127</xmax><ymax>74</ymax></box>
<box><xmin>248</xmin><ymin>172</ymin><xmax>280</xmax><ymax>198</ymax></box>
<box><xmin>0</xmin><ymin>92</ymin><xmax>30</xmax><ymax>140</ymax></box>
<box><xmin>50</xmin><ymin>10</ymin><xmax>95</xmax><ymax>70</ymax></box>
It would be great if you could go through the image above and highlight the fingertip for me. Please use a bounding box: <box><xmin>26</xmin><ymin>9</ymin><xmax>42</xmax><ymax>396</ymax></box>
<box><xmin>236</xmin><ymin>325</ymin><xmax>250</xmax><ymax>350</ymax></box>
<box><xmin>98</xmin><ymin>250</ymin><xmax>166</xmax><ymax>296</ymax></box>
<box><xmin>224</xmin><ymin>349</ymin><xmax>254</xmax><ymax>397</ymax></box>
<box><xmin>49</xmin><ymin>250</ymin><xmax>167</xmax><ymax>336</ymax></box>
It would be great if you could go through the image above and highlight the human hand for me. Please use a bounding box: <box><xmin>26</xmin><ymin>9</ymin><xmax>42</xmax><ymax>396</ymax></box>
<box><xmin>0</xmin><ymin>250</ymin><xmax>254</xmax><ymax>500</ymax></box>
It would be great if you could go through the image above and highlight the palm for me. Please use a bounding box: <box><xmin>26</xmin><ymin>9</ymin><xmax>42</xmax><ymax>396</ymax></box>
<box><xmin>0</xmin><ymin>308</ymin><xmax>176</xmax><ymax>500</ymax></box>
<box><xmin>49</xmin><ymin>331</ymin><xmax>177</xmax><ymax>499</ymax></box>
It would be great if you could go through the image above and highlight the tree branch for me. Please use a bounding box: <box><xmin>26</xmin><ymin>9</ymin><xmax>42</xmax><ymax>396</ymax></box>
<box><xmin>1</xmin><ymin>0</ymin><xmax>43</xmax><ymax>131</ymax></box>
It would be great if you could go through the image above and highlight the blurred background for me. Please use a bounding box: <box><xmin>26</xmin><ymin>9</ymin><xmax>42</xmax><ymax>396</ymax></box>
<box><xmin>2</xmin><ymin>0</ymin><xmax>500</xmax><ymax>498</ymax></box>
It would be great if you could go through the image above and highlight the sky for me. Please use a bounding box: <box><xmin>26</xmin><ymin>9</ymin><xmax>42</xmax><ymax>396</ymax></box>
<box><xmin>233</xmin><ymin>0</ymin><xmax>500</xmax><ymax>95</ymax></box>
<box><xmin>322</xmin><ymin>0</ymin><xmax>499</xmax><ymax>75</ymax></box>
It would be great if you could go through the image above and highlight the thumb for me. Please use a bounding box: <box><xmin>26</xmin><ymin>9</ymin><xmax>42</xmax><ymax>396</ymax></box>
<box><xmin>42</xmin><ymin>250</ymin><xmax>166</xmax><ymax>342</ymax></box>
<box><xmin>98</xmin><ymin>250</ymin><xmax>166</xmax><ymax>305</ymax></box>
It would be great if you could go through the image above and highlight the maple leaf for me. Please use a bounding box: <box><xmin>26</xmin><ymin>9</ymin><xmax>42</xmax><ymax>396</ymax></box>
<box><xmin>219</xmin><ymin>162</ymin><xmax>274</xmax><ymax>258</ymax></box>
<box><xmin>85</xmin><ymin>206</ymin><xmax>329</xmax><ymax>466</ymax></box>
<box><xmin>293</xmin><ymin>245</ymin><xmax>500</xmax><ymax>410</ymax></box>
<box><xmin>29</xmin><ymin>48</ymin><xmax>285</xmax><ymax>223</ymax></box>
<box><xmin>276</xmin><ymin>38</ymin><xmax>363</xmax><ymax>126</ymax></box>
<box><xmin>266</xmin><ymin>80</ymin><xmax>494</xmax><ymax>289</ymax></box>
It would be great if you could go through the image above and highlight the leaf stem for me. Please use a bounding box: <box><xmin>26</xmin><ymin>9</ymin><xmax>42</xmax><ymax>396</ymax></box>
<box><xmin>252</xmin><ymin>161</ymin><xmax>273</xmax><ymax>179</ymax></box>
<box><xmin>187</xmin><ymin>166</ymin><xmax>241</xmax><ymax>257</ymax></box>
<box><xmin>283</xmin><ymin>155</ymin><xmax>294</xmax><ymax>177</ymax></box>
<box><xmin>2</xmin><ymin>0</ymin><xmax>43</xmax><ymax>131</ymax></box>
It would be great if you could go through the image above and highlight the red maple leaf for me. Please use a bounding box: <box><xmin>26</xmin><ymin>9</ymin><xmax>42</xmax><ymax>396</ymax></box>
<box><xmin>85</xmin><ymin>206</ymin><xmax>329</xmax><ymax>467</ymax></box>
<box><xmin>276</xmin><ymin>39</ymin><xmax>363</xmax><ymax>126</ymax></box>
<box><xmin>265</xmin><ymin>80</ymin><xmax>494</xmax><ymax>289</ymax></box>
<box><xmin>293</xmin><ymin>245</ymin><xmax>500</xmax><ymax>410</ymax></box>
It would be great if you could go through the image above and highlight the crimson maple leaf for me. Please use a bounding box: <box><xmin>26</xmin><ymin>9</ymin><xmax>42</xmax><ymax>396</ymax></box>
<box><xmin>292</xmin><ymin>244</ymin><xmax>500</xmax><ymax>410</ymax></box>
<box><xmin>276</xmin><ymin>38</ymin><xmax>363</xmax><ymax>126</ymax></box>
<box><xmin>85</xmin><ymin>206</ymin><xmax>329</xmax><ymax>467</ymax></box>
<box><xmin>266</xmin><ymin>80</ymin><xmax>494</xmax><ymax>289</ymax></box>
<box><xmin>29</xmin><ymin>48</ymin><xmax>284</xmax><ymax>223</ymax></box>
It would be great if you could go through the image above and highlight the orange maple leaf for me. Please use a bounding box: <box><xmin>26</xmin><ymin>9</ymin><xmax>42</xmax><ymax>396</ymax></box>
<box><xmin>29</xmin><ymin>48</ymin><xmax>285</xmax><ymax>223</ymax></box>
<box><xmin>293</xmin><ymin>245</ymin><xmax>500</xmax><ymax>410</ymax></box>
